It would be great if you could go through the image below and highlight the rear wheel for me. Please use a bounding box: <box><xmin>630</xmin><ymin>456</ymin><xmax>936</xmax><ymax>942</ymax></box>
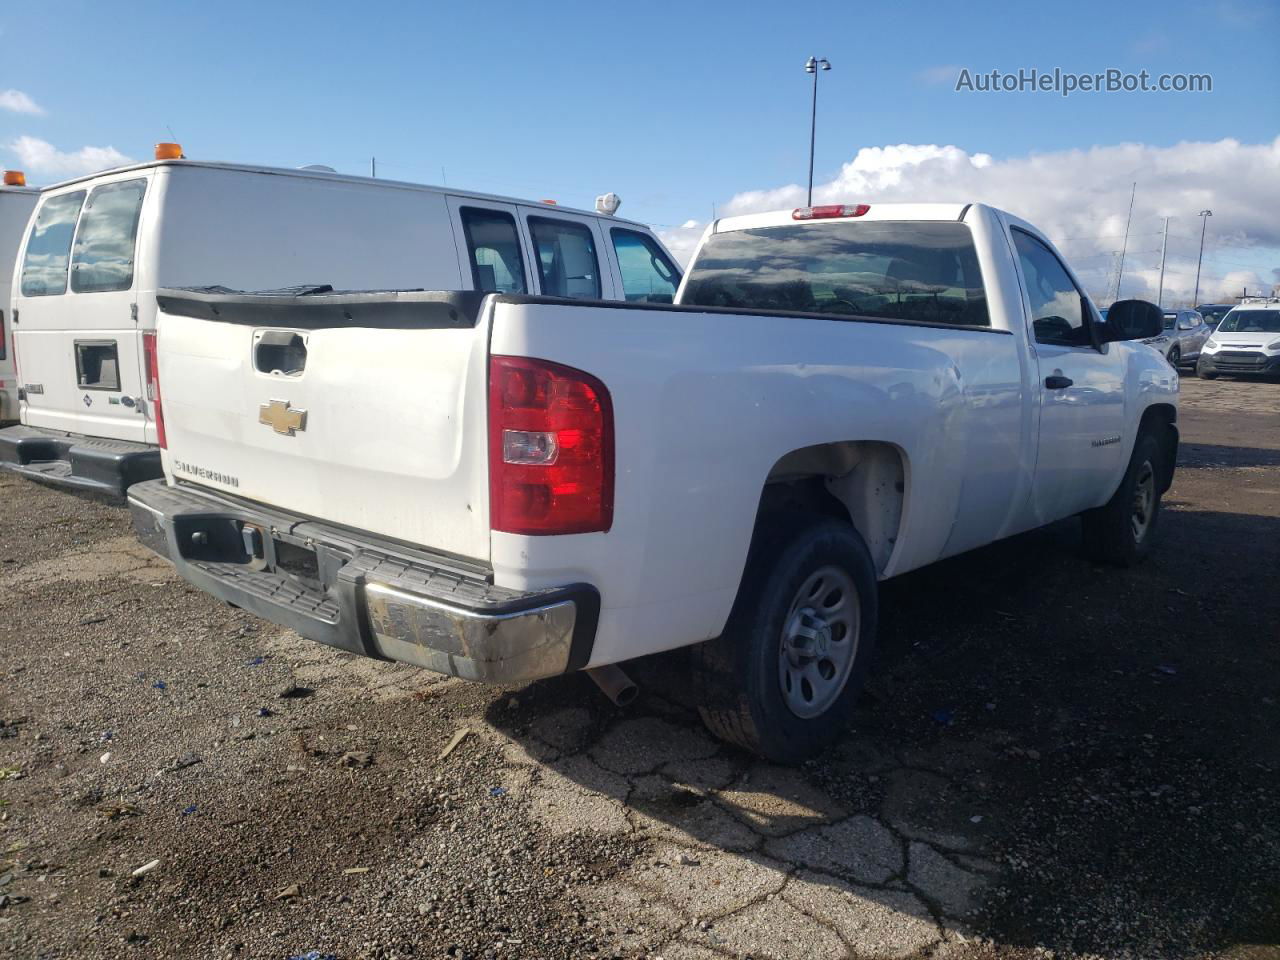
<box><xmin>1167</xmin><ymin>345</ymin><xmax>1181</xmax><ymax>367</ymax></box>
<box><xmin>693</xmin><ymin>514</ymin><xmax>878</xmax><ymax>763</ymax></box>
<box><xmin>1081</xmin><ymin>430</ymin><xmax>1166</xmax><ymax>566</ymax></box>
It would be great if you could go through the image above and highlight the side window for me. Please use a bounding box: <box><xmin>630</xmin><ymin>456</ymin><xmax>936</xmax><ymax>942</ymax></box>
<box><xmin>20</xmin><ymin>191</ymin><xmax>86</xmax><ymax>297</ymax></box>
<box><xmin>70</xmin><ymin>179</ymin><xmax>147</xmax><ymax>294</ymax></box>
<box><xmin>1011</xmin><ymin>229</ymin><xmax>1091</xmax><ymax>347</ymax></box>
<box><xmin>528</xmin><ymin>217</ymin><xmax>601</xmax><ymax>300</ymax></box>
<box><xmin>459</xmin><ymin>207</ymin><xmax>526</xmax><ymax>294</ymax></box>
<box><xmin>611</xmin><ymin>229</ymin><xmax>681</xmax><ymax>303</ymax></box>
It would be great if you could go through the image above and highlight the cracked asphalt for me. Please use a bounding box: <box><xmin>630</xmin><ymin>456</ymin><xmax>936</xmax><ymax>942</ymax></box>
<box><xmin>1</xmin><ymin>374</ymin><xmax>1278</xmax><ymax>960</ymax></box>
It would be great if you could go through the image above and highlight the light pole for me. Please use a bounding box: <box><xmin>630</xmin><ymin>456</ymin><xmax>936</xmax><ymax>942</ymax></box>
<box><xmin>805</xmin><ymin>57</ymin><xmax>831</xmax><ymax>206</ymax></box>
<box><xmin>1193</xmin><ymin>209</ymin><xmax>1212</xmax><ymax>306</ymax></box>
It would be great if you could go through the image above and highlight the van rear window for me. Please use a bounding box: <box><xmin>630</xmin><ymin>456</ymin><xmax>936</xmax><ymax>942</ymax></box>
<box><xmin>71</xmin><ymin>179</ymin><xmax>147</xmax><ymax>294</ymax></box>
<box><xmin>74</xmin><ymin>340</ymin><xmax>121</xmax><ymax>391</ymax></box>
<box><xmin>682</xmin><ymin>221</ymin><xmax>990</xmax><ymax>327</ymax></box>
<box><xmin>20</xmin><ymin>191</ymin><xmax>86</xmax><ymax>297</ymax></box>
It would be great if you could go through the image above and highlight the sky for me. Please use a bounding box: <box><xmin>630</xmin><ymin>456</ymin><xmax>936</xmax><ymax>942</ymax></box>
<box><xmin>2</xmin><ymin>0</ymin><xmax>1278</xmax><ymax>304</ymax></box>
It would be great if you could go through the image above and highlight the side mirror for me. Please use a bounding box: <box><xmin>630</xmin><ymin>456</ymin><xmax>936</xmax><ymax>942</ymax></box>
<box><xmin>1100</xmin><ymin>299</ymin><xmax>1163</xmax><ymax>342</ymax></box>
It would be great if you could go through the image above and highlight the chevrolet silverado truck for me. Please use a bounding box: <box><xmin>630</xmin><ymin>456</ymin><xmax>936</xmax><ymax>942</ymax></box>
<box><xmin>127</xmin><ymin>202</ymin><xmax>1177</xmax><ymax>762</ymax></box>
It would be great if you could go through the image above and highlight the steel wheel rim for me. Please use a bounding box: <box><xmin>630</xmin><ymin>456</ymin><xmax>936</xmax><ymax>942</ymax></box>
<box><xmin>1131</xmin><ymin>460</ymin><xmax>1155</xmax><ymax>542</ymax></box>
<box><xmin>778</xmin><ymin>565</ymin><xmax>860</xmax><ymax>719</ymax></box>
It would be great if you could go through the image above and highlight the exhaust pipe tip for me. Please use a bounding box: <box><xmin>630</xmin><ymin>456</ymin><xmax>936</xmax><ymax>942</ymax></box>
<box><xmin>586</xmin><ymin>663</ymin><xmax>638</xmax><ymax>707</ymax></box>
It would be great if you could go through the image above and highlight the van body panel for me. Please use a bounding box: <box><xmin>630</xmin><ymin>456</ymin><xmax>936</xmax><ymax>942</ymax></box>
<box><xmin>0</xmin><ymin>189</ymin><xmax>39</xmax><ymax>423</ymax></box>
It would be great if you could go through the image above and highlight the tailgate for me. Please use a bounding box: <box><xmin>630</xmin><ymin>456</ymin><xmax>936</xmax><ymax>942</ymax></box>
<box><xmin>155</xmin><ymin>289</ymin><xmax>493</xmax><ymax>562</ymax></box>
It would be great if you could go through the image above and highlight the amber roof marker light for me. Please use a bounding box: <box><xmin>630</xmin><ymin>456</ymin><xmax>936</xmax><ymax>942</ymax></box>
<box><xmin>154</xmin><ymin>142</ymin><xmax>185</xmax><ymax>160</ymax></box>
<box><xmin>2</xmin><ymin>170</ymin><xmax>26</xmax><ymax>187</ymax></box>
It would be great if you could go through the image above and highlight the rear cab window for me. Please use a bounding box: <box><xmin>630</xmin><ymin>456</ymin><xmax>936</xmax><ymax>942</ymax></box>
<box><xmin>681</xmin><ymin>220</ymin><xmax>990</xmax><ymax>327</ymax></box>
<box><xmin>20</xmin><ymin>191</ymin><xmax>87</xmax><ymax>297</ymax></box>
<box><xmin>459</xmin><ymin>207</ymin><xmax>527</xmax><ymax>294</ymax></box>
<box><xmin>527</xmin><ymin>216</ymin><xmax>602</xmax><ymax>300</ymax></box>
<box><xmin>611</xmin><ymin>228</ymin><xmax>681</xmax><ymax>303</ymax></box>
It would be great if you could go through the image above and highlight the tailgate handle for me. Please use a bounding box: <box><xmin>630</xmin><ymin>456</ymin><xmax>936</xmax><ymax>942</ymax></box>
<box><xmin>255</xmin><ymin>331</ymin><xmax>308</xmax><ymax>377</ymax></box>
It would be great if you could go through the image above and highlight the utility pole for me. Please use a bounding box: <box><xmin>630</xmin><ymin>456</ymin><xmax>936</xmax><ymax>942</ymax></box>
<box><xmin>804</xmin><ymin>57</ymin><xmax>831</xmax><ymax>206</ymax></box>
<box><xmin>1114</xmin><ymin>182</ymin><xmax>1136</xmax><ymax>301</ymax></box>
<box><xmin>370</xmin><ymin>156</ymin><xmax>376</xmax><ymax>178</ymax></box>
<box><xmin>1193</xmin><ymin>209</ymin><xmax>1213</xmax><ymax>306</ymax></box>
<box><xmin>1156</xmin><ymin>216</ymin><xmax>1170</xmax><ymax>307</ymax></box>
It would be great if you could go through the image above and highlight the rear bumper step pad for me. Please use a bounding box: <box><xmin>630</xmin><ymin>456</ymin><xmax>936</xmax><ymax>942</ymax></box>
<box><xmin>0</xmin><ymin>424</ymin><xmax>161</xmax><ymax>498</ymax></box>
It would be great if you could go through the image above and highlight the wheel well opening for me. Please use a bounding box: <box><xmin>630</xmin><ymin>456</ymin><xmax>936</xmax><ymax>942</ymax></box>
<box><xmin>761</xmin><ymin>441</ymin><xmax>906</xmax><ymax>575</ymax></box>
<box><xmin>1140</xmin><ymin>403</ymin><xmax>1178</xmax><ymax>493</ymax></box>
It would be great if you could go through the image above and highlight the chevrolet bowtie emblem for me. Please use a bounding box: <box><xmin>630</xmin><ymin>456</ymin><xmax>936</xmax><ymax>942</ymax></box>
<box><xmin>259</xmin><ymin>399</ymin><xmax>307</xmax><ymax>436</ymax></box>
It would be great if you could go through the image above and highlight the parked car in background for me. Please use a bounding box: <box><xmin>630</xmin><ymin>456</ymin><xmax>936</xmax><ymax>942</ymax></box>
<box><xmin>1195</xmin><ymin>303</ymin><xmax>1234</xmax><ymax>330</ymax></box>
<box><xmin>1196</xmin><ymin>298</ymin><xmax>1280</xmax><ymax>378</ymax></box>
<box><xmin>0</xmin><ymin>147</ymin><xmax>679</xmax><ymax>497</ymax></box>
<box><xmin>1155</xmin><ymin>309</ymin><xmax>1210</xmax><ymax>367</ymax></box>
<box><xmin>127</xmin><ymin>201</ymin><xmax>1176</xmax><ymax>763</ymax></box>
<box><xmin>0</xmin><ymin>174</ymin><xmax>39</xmax><ymax>424</ymax></box>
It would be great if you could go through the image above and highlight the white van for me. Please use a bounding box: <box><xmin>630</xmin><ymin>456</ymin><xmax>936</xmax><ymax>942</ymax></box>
<box><xmin>0</xmin><ymin>178</ymin><xmax>39</xmax><ymax>423</ymax></box>
<box><xmin>1</xmin><ymin>151</ymin><xmax>681</xmax><ymax>496</ymax></box>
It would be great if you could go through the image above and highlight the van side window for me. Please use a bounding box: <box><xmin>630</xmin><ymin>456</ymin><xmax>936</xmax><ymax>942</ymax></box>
<box><xmin>611</xmin><ymin>229</ymin><xmax>681</xmax><ymax>303</ymax></box>
<box><xmin>1011</xmin><ymin>229</ymin><xmax>1092</xmax><ymax>348</ymax></box>
<box><xmin>70</xmin><ymin>179</ymin><xmax>147</xmax><ymax>294</ymax></box>
<box><xmin>459</xmin><ymin>207</ymin><xmax>526</xmax><ymax>294</ymax></box>
<box><xmin>20</xmin><ymin>191</ymin><xmax>86</xmax><ymax>297</ymax></box>
<box><xmin>528</xmin><ymin>217</ymin><xmax>601</xmax><ymax>300</ymax></box>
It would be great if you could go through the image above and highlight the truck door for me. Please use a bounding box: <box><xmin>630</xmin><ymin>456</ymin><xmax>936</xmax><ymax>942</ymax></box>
<box><xmin>15</xmin><ymin>177</ymin><xmax>150</xmax><ymax>442</ymax></box>
<box><xmin>1010</xmin><ymin>228</ymin><xmax>1127</xmax><ymax>523</ymax></box>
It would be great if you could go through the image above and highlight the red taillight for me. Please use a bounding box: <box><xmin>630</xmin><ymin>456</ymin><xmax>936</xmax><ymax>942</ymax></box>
<box><xmin>142</xmin><ymin>331</ymin><xmax>167</xmax><ymax>449</ymax></box>
<box><xmin>792</xmin><ymin>203</ymin><xmax>870</xmax><ymax>220</ymax></box>
<box><xmin>488</xmin><ymin>355</ymin><xmax>613</xmax><ymax>535</ymax></box>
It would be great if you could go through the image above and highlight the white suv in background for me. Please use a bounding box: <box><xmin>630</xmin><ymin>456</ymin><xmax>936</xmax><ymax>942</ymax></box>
<box><xmin>1196</xmin><ymin>298</ymin><xmax>1280</xmax><ymax>379</ymax></box>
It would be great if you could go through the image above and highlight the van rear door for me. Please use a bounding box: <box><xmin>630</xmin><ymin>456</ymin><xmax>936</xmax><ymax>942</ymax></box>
<box><xmin>15</xmin><ymin>175</ymin><xmax>152</xmax><ymax>442</ymax></box>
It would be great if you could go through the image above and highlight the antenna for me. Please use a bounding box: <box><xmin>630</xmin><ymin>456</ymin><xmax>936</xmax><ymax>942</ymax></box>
<box><xmin>1114</xmin><ymin>182</ymin><xmax>1136</xmax><ymax>302</ymax></box>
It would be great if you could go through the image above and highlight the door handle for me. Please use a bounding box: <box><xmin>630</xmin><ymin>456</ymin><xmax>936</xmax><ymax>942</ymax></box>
<box><xmin>1044</xmin><ymin>375</ymin><xmax>1074</xmax><ymax>390</ymax></box>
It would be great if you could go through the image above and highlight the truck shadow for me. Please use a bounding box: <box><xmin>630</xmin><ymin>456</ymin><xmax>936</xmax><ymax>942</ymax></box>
<box><xmin>485</xmin><ymin>506</ymin><xmax>1280</xmax><ymax>957</ymax></box>
<box><xmin>1177</xmin><ymin>442</ymin><xmax>1280</xmax><ymax>469</ymax></box>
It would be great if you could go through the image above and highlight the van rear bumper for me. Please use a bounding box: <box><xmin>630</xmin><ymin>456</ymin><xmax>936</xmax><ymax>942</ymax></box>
<box><xmin>0</xmin><ymin>424</ymin><xmax>162</xmax><ymax>497</ymax></box>
<box><xmin>126</xmin><ymin>479</ymin><xmax>598</xmax><ymax>684</ymax></box>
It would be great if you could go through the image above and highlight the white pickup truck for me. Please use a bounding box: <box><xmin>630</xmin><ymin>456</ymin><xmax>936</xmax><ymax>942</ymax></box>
<box><xmin>128</xmin><ymin>202</ymin><xmax>1178</xmax><ymax>761</ymax></box>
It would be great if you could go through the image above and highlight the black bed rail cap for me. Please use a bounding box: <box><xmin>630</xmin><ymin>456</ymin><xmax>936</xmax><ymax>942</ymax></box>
<box><xmin>155</xmin><ymin>286</ymin><xmax>488</xmax><ymax>330</ymax></box>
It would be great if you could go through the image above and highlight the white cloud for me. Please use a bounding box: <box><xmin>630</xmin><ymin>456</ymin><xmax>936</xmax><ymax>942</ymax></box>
<box><xmin>0</xmin><ymin>89</ymin><xmax>44</xmax><ymax>115</ymax></box>
<box><xmin>7</xmin><ymin>135</ymin><xmax>131</xmax><ymax>180</ymax></box>
<box><xmin>916</xmin><ymin>65</ymin><xmax>962</xmax><ymax>87</ymax></box>
<box><xmin>660</xmin><ymin>137</ymin><xmax>1280</xmax><ymax>304</ymax></box>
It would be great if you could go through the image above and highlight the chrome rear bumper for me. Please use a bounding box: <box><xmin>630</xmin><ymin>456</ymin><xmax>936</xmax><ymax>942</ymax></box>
<box><xmin>127</xmin><ymin>479</ymin><xmax>598</xmax><ymax>683</ymax></box>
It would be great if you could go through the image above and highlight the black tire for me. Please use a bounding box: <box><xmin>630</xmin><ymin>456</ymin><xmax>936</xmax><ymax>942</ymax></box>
<box><xmin>693</xmin><ymin>514</ymin><xmax>878</xmax><ymax>763</ymax></box>
<box><xmin>1196</xmin><ymin>362</ymin><xmax>1218</xmax><ymax>380</ymax></box>
<box><xmin>1168</xmin><ymin>345</ymin><xmax>1181</xmax><ymax>368</ymax></box>
<box><xmin>1080</xmin><ymin>430</ymin><xmax>1166</xmax><ymax>566</ymax></box>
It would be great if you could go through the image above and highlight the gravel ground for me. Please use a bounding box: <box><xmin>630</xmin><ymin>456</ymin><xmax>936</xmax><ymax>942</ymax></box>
<box><xmin>1</xmin><ymin>374</ymin><xmax>1278</xmax><ymax>960</ymax></box>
